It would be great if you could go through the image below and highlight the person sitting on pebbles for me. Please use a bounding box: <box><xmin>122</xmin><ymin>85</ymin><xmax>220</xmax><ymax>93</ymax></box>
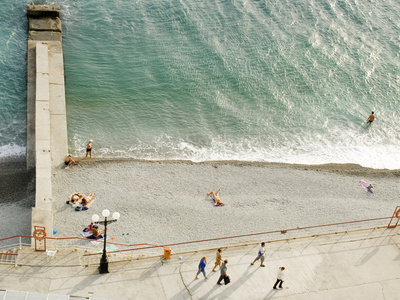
<box><xmin>208</xmin><ymin>189</ymin><xmax>225</xmax><ymax>206</ymax></box>
<box><xmin>64</xmin><ymin>155</ymin><xmax>78</xmax><ymax>167</ymax></box>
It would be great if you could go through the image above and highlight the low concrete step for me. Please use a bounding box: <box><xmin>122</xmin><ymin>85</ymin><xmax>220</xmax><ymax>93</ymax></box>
<box><xmin>0</xmin><ymin>289</ymin><xmax>113</xmax><ymax>299</ymax></box>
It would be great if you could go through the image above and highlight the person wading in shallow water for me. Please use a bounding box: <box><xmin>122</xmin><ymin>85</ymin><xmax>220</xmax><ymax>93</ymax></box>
<box><xmin>366</xmin><ymin>111</ymin><xmax>375</xmax><ymax>124</ymax></box>
<box><xmin>86</xmin><ymin>140</ymin><xmax>93</xmax><ymax>158</ymax></box>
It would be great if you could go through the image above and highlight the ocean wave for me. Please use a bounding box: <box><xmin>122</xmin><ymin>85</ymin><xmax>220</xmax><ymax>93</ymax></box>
<box><xmin>70</xmin><ymin>134</ymin><xmax>400</xmax><ymax>170</ymax></box>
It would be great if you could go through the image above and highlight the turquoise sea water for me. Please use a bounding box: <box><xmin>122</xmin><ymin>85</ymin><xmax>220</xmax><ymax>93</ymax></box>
<box><xmin>1</xmin><ymin>0</ymin><xmax>400</xmax><ymax>168</ymax></box>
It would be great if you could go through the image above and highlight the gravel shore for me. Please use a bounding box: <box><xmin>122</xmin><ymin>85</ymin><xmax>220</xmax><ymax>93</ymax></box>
<box><xmin>50</xmin><ymin>158</ymin><xmax>400</xmax><ymax>252</ymax></box>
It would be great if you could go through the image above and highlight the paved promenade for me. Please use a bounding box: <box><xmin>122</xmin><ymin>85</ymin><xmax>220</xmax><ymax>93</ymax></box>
<box><xmin>1</xmin><ymin>226</ymin><xmax>399</xmax><ymax>299</ymax></box>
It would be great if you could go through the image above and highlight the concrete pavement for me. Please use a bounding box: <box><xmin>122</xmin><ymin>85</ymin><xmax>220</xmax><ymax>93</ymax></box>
<box><xmin>0</xmin><ymin>226</ymin><xmax>399</xmax><ymax>299</ymax></box>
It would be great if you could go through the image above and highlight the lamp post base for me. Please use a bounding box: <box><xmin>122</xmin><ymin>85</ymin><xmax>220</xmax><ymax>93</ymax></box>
<box><xmin>99</xmin><ymin>258</ymin><xmax>109</xmax><ymax>274</ymax></box>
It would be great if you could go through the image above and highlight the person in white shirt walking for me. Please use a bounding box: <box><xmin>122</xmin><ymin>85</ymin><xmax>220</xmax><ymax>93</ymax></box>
<box><xmin>251</xmin><ymin>242</ymin><xmax>266</xmax><ymax>267</ymax></box>
<box><xmin>273</xmin><ymin>266</ymin><xmax>285</xmax><ymax>289</ymax></box>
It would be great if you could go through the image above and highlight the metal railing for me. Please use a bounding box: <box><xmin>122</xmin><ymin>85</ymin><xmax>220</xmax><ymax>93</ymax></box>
<box><xmin>0</xmin><ymin>215</ymin><xmax>397</xmax><ymax>265</ymax></box>
<box><xmin>81</xmin><ymin>216</ymin><xmax>394</xmax><ymax>258</ymax></box>
<box><xmin>0</xmin><ymin>236</ymin><xmax>31</xmax><ymax>252</ymax></box>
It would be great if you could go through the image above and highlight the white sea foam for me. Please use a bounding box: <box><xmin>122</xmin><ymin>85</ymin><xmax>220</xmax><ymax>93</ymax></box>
<box><xmin>70</xmin><ymin>131</ymin><xmax>400</xmax><ymax>169</ymax></box>
<box><xmin>0</xmin><ymin>144</ymin><xmax>25</xmax><ymax>159</ymax></box>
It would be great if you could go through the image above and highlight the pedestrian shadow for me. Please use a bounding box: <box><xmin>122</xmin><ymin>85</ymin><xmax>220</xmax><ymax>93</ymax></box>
<box><xmin>137</xmin><ymin>260</ymin><xmax>162</xmax><ymax>281</ymax></box>
<box><xmin>355</xmin><ymin>230</ymin><xmax>386</xmax><ymax>266</ymax></box>
<box><xmin>169</xmin><ymin>288</ymin><xmax>193</xmax><ymax>300</ymax></box>
<box><xmin>299</xmin><ymin>236</ymin><xmax>320</xmax><ymax>253</ymax></box>
<box><xmin>65</xmin><ymin>269</ymin><xmax>100</xmax><ymax>296</ymax></box>
<box><xmin>216</xmin><ymin>264</ymin><xmax>259</xmax><ymax>299</ymax></box>
<box><xmin>355</xmin><ymin>246</ymin><xmax>379</xmax><ymax>266</ymax></box>
<box><xmin>395</xmin><ymin>252</ymin><xmax>400</xmax><ymax>261</ymax></box>
<box><xmin>186</xmin><ymin>277</ymin><xmax>209</xmax><ymax>295</ymax></box>
<box><xmin>263</xmin><ymin>288</ymin><xmax>279</xmax><ymax>299</ymax></box>
<box><xmin>197</xmin><ymin>282</ymin><xmax>221</xmax><ymax>300</ymax></box>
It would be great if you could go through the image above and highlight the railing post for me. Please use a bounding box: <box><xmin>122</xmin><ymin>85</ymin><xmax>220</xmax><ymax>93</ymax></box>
<box><xmin>19</xmin><ymin>236</ymin><xmax>22</xmax><ymax>250</ymax></box>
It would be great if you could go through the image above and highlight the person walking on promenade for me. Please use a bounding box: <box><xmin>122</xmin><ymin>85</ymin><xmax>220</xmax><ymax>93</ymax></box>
<box><xmin>195</xmin><ymin>256</ymin><xmax>208</xmax><ymax>279</ymax></box>
<box><xmin>251</xmin><ymin>242</ymin><xmax>266</xmax><ymax>267</ymax></box>
<box><xmin>217</xmin><ymin>259</ymin><xmax>228</xmax><ymax>285</ymax></box>
<box><xmin>212</xmin><ymin>249</ymin><xmax>223</xmax><ymax>272</ymax></box>
<box><xmin>86</xmin><ymin>140</ymin><xmax>93</xmax><ymax>158</ymax></box>
<box><xmin>273</xmin><ymin>266</ymin><xmax>286</xmax><ymax>289</ymax></box>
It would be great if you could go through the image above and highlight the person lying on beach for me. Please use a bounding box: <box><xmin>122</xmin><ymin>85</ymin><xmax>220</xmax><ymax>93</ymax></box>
<box><xmin>80</xmin><ymin>193</ymin><xmax>96</xmax><ymax>210</ymax></box>
<box><xmin>67</xmin><ymin>192</ymin><xmax>83</xmax><ymax>205</ymax></box>
<box><xmin>65</xmin><ymin>155</ymin><xmax>78</xmax><ymax>166</ymax></box>
<box><xmin>208</xmin><ymin>189</ymin><xmax>225</xmax><ymax>206</ymax></box>
<box><xmin>87</xmin><ymin>225</ymin><xmax>104</xmax><ymax>240</ymax></box>
<box><xmin>360</xmin><ymin>180</ymin><xmax>374</xmax><ymax>193</ymax></box>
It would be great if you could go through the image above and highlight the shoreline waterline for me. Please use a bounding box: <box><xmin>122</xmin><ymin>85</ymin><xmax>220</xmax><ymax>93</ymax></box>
<box><xmin>70</xmin><ymin>157</ymin><xmax>400</xmax><ymax>176</ymax></box>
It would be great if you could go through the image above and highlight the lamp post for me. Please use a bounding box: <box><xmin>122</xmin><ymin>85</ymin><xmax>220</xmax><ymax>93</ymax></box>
<box><xmin>92</xmin><ymin>209</ymin><xmax>120</xmax><ymax>274</ymax></box>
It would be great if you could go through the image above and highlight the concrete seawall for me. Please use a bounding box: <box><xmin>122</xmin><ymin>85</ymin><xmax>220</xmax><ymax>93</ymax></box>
<box><xmin>27</xmin><ymin>5</ymin><xmax>68</xmax><ymax>241</ymax></box>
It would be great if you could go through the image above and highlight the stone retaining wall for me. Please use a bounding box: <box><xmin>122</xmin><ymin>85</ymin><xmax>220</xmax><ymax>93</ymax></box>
<box><xmin>27</xmin><ymin>5</ymin><xmax>68</xmax><ymax>242</ymax></box>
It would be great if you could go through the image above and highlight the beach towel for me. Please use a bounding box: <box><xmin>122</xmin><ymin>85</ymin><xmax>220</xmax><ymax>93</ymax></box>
<box><xmin>81</xmin><ymin>231</ymin><xmax>105</xmax><ymax>246</ymax></box>
<box><xmin>360</xmin><ymin>180</ymin><xmax>374</xmax><ymax>193</ymax></box>
<box><xmin>81</xmin><ymin>231</ymin><xmax>118</xmax><ymax>250</ymax></box>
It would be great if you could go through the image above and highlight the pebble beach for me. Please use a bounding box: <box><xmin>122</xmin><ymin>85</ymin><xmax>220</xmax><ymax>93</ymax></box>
<box><xmin>49</xmin><ymin>159</ymin><xmax>400</xmax><ymax>252</ymax></box>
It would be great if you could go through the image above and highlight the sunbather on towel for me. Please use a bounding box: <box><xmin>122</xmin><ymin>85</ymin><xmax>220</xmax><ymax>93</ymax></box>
<box><xmin>87</xmin><ymin>225</ymin><xmax>104</xmax><ymax>240</ymax></box>
<box><xmin>207</xmin><ymin>189</ymin><xmax>225</xmax><ymax>206</ymax></box>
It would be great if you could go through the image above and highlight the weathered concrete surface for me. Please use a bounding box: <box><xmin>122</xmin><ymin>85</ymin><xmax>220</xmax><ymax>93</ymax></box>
<box><xmin>28</xmin><ymin>18</ymin><xmax>62</xmax><ymax>32</ymax></box>
<box><xmin>27</xmin><ymin>4</ymin><xmax>67</xmax><ymax>170</ymax></box>
<box><xmin>26</xmin><ymin>42</ymin><xmax>36</xmax><ymax>170</ymax></box>
<box><xmin>48</xmin><ymin>42</ymin><xmax>68</xmax><ymax>166</ymax></box>
<box><xmin>27</xmin><ymin>4</ymin><xmax>60</xmax><ymax>18</ymax></box>
<box><xmin>28</xmin><ymin>31</ymin><xmax>63</xmax><ymax>41</ymax></box>
<box><xmin>1</xmin><ymin>227</ymin><xmax>399</xmax><ymax>300</ymax></box>
<box><xmin>26</xmin><ymin>5</ymin><xmax>68</xmax><ymax>241</ymax></box>
<box><xmin>34</xmin><ymin>42</ymin><xmax>52</xmax><ymax>218</ymax></box>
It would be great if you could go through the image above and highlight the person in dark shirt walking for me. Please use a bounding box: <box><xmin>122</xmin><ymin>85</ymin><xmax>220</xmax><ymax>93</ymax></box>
<box><xmin>217</xmin><ymin>259</ymin><xmax>228</xmax><ymax>285</ymax></box>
